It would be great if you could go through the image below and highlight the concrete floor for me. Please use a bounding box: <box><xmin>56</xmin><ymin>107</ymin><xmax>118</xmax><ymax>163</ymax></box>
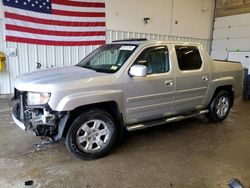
<box><xmin>0</xmin><ymin>95</ymin><xmax>250</xmax><ymax>188</ymax></box>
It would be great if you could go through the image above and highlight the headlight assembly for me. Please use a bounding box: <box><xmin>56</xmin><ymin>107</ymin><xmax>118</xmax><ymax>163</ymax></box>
<box><xmin>27</xmin><ymin>92</ymin><xmax>51</xmax><ymax>106</ymax></box>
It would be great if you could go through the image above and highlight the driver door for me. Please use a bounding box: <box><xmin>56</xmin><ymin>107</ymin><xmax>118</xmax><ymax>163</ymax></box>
<box><xmin>124</xmin><ymin>45</ymin><xmax>175</xmax><ymax>124</ymax></box>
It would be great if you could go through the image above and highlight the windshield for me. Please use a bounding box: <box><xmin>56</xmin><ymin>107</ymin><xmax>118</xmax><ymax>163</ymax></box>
<box><xmin>76</xmin><ymin>44</ymin><xmax>137</xmax><ymax>73</ymax></box>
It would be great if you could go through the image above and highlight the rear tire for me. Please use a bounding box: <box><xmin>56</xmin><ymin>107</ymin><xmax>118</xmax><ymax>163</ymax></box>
<box><xmin>65</xmin><ymin>109</ymin><xmax>118</xmax><ymax>160</ymax></box>
<box><xmin>206</xmin><ymin>90</ymin><xmax>232</xmax><ymax>122</ymax></box>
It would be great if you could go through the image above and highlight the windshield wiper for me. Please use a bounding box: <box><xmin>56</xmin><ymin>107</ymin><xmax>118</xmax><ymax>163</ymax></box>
<box><xmin>94</xmin><ymin>69</ymin><xmax>115</xmax><ymax>73</ymax></box>
<box><xmin>75</xmin><ymin>65</ymin><xmax>97</xmax><ymax>71</ymax></box>
<box><xmin>75</xmin><ymin>65</ymin><xmax>115</xmax><ymax>73</ymax></box>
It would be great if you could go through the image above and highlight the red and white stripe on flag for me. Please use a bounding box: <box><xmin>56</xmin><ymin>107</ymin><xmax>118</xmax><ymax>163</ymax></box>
<box><xmin>3</xmin><ymin>0</ymin><xmax>106</xmax><ymax>46</ymax></box>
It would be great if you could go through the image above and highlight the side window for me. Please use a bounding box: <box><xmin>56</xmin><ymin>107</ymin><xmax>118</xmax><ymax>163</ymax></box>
<box><xmin>134</xmin><ymin>46</ymin><xmax>169</xmax><ymax>74</ymax></box>
<box><xmin>175</xmin><ymin>46</ymin><xmax>202</xmax><ymax>71</ymax></box>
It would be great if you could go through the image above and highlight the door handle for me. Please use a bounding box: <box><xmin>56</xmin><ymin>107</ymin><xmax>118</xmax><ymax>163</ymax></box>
<box><xmin>165</xmin><ymin>80</ymin><xmax>173</xmax><ymax>87</ymax></box>
<box><xmin>202</xmin><ymin>76</ymin><xmax>208</xmax><ymax>81</ymax></box>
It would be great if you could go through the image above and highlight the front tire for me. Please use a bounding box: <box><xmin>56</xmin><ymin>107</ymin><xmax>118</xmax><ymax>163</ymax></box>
<box><xmin>65</xmin><ymin>109</ymin><xmax>118</xmax><ymax>160</ymax></box>
<box><xmin>206</xmin><ymin>90</ymin><xmax>232</xmax><ymax>122</ymax></box>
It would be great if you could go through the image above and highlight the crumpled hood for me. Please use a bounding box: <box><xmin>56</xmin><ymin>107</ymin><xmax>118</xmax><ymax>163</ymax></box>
<box><xmin>14</xmin><ymin>66</ymin><xmax>109</xmax><ymax>92</ymax></box>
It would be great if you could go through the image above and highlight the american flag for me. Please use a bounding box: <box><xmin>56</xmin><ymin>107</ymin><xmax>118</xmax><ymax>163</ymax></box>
<box><xmin>3</xmin><ymin>0</ymin><xmax>106</xmax><ymax>46</ymax></box>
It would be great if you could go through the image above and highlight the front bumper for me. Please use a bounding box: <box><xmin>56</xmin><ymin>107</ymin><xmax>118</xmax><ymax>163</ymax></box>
<box><xmin>11</xmin><ymin>99</ymin><xmax>28</xmax><ymax>130</ymax></box>
<box><xmin>11</xmin><ymin>89</ymin><xmax>69</xmax><ymax>141</ymax></box>
<box><xmin>11</xmin><ymin>100</ymin><xmax>37</xmax><ymax>135</ymax></box>
<box><xmin>11</xmin><ymin>110</ymin><xmax>26</xmax><ymax>130</ymax></box>
<box><xmin>11</xmin><ymin>98</ymin><xmax>59</xmax><ymax>137</ymax></box>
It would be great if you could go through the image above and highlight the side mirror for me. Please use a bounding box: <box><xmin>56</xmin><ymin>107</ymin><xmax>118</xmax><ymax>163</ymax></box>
<box><xmin>129</xmin><ymin>65</ymin><xmax>147</xmax><ymax>77</ymax></box>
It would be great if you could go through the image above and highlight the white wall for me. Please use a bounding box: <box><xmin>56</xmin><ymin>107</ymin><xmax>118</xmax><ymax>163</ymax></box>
<box><xmin>0</xmin><ymin>1</ymin><xmax>3</xmax><ymax>19</ymax></box>
<box><xmin>106</xmin><ymin>0</ymin><xmax>214</xmax><ymax>39</ymax></box>
<box><xmin>0</xmin><ymin>1</ymin><xmax>10</xmax><ymax>94</ymax></box>
<box><xmin>171</xmin><ymin>0</ymin><xmax>214</xmax><ymax>39</ymax></box>
<box><xmin>211</xmin><ymin>13</ymin><xmax>250</xmax><ymax>60</ymax></box>
<box><xmin>0</xmin><ymin>0</ymin><xmax>214</xmax><ymax>94</ymax></box>
<box><xmin>106</xmin><ymin>0</ymin><xmax>172</xmax><ymax>35</ymax></box>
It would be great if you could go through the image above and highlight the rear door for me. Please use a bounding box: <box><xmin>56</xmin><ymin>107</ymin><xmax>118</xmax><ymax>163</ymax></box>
<box><xmin>173</xmin><ymin>45</ymin><xmax>210</xmax><ymax>113</ymax></box>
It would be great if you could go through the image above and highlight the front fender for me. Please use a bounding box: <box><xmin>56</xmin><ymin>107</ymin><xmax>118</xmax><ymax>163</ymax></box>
<box><xmin>54</xmin><ymin>90</ymin><xmax>124</xmax><ymax>112</ymax></box>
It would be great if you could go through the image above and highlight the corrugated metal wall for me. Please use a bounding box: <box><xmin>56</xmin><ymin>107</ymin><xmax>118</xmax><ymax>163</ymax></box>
<box><xmin>106</xmin><ymin>30</ymin><xmax>211</xmax><ymax>51</ymax></box>
<box><xmin>0</xmin><ymin>19</ymin><xmax>10</xmax><ymax>94</ymax></box>
<box><xmin>0</xmin><ymin>25</ymin><xmax>211</xmax><ymax>94</ymax></box>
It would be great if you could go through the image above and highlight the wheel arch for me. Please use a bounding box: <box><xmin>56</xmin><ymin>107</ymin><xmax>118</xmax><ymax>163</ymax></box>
<box><xmin>205</xmin><ymin>86</ymin><xmax>234</xmax><ymax>122</ymax></box>
<box><xmin>62</xmin><ymin>101</ymin><xmax>124</xmax><ymax>138</ymax></box>
<box><xmin>208</xmin><ymin>85</ymin><xmax>234</xmax><ymax>107</ymax></box>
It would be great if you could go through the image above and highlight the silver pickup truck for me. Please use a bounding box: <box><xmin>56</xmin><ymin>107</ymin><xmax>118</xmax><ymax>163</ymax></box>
<box><xmin>12</xmin><ymin>39</ymin><xmax>243</xmax><ymax>160</ymax></box>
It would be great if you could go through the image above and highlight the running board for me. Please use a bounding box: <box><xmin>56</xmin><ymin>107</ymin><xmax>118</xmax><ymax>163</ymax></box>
<box><xmin>126</xmin><ymin>109</ymin><xmax>209</xmax><ymax>131</ymax></box>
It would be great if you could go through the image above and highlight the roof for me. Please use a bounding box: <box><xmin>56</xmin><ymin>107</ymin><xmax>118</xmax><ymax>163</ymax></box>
<box><xmin>111</xmin><ymin>38</ymin><xmax>202</xmax><ymax>46</ymax></box>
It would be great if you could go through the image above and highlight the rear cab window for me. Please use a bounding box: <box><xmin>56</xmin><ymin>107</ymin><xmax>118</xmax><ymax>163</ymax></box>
<box><xmin>175</xmin><ymin>45</ymin><xmax>202</xmax><ymax>71</ymax></box>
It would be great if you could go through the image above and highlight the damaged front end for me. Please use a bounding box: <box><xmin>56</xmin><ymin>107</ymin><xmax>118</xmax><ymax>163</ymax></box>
<box><xmin>11</xmin><ymin>89</ymin><xmax>69</xmax><ymax>142</ymax></box>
